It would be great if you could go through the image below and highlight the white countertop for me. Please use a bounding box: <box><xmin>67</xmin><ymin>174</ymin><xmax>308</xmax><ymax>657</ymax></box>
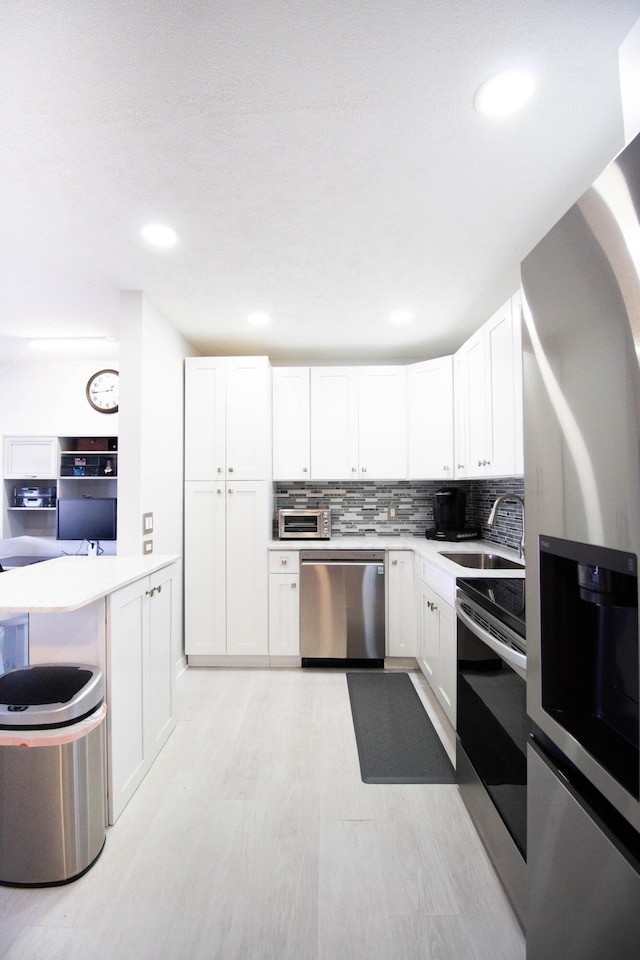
<box><xmin>269</xmin><ymin>536</ymin><xmax>525</xmax><ymax>581</ymax></box>
<box><xmin>0</xmin><ymin>554</ymin><xmax>179</xmax><ymax>613</ymax></box>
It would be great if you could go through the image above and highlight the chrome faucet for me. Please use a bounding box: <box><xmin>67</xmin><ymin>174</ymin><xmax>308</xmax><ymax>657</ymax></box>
<box><xmin>488</xmin><ymin>494</ymin><xmax>525</xmax><ymax>560</ymax></box>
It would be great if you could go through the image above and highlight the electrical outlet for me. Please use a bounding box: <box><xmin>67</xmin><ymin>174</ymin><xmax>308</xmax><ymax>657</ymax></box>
<box><xmin>143</xmin><ymin>539</ymin><xmax>153</xmax><ymax>555</ymax></box>
<box><xmin>142</xmin><ymin>512</ymin><xmax>154</xmax><ymax>534</ymax></box>
<box><xmin>388</xmin><ymin>505</ymin><xmax>397</xmax><ymax>520</ymax></box>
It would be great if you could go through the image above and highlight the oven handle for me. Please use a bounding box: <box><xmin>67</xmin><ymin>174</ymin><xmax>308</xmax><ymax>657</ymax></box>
<box><xmin>455</xmin><ymin>598</ymin><xmax>527</xmax><ymax>676</ymax></box>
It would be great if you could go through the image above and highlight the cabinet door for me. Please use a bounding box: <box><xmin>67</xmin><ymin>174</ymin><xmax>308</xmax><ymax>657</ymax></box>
<box><xmin>408</xmin><ymin>358</ymin><xmax>454</xmax><ymax>479</ymax></box>
<box><xmin>512</xmin><ymin>291</ymin><xmax>524</xmax><ymax>476</ymax></box>
<box><xmin>272</xmin><ymin>367</ymin><xmax>311</xmax><ymax>480</ymax></box>
<box><xmin>418</xmin><ymin>580</ymin><xmax>438</xmax><ymax>683</ymax></box>
<box><xmin>436</xmin><ymin>597</ymin><xmax>456</xmax><ymax>727</ymax></box>
<box><xmin>184</xmin><ymin>482</ymin><xmax>227</xmax><ymax>656</ymax></box>
<box><xmin>358</xmin><ymin>367</ymin><xmax>407</xmax><ymax>479</ymax></box>
<box><xmin>225</xmin><ymin>356</ymin><xmax>271</xmax><ymax>480</ymax></box>
<box><xmin>486</xmin><ymin>298</ymin><xmax>523</xmax><ymax>477</ymax></box>
<box><xmin>268</xmin><ymin>573</ymin><xmax>300</xmax><ymax>656</ymax></box>
<box><xmin>107</xmin><ymin>578</ymin><xmax>146</xmax><ymax>823</ymax></box>
<box><xmin>485</xmin><ymin>302</ymin><xmax>514</xmax><ymax>476</ymax></box>
<box><xmin>310</xmin><ymin>367</ymin><xmax>359</xmax><ymax>479</ymax></box>
<box><xmin>145</xmin><ymin>566</ymin><xmax>175</xmax><ymax>759</ymax></box>
<box><xmin>226</xmin><ymin>480</ymin><xmax>269</xmax><ymax>655</ymax></box>
<box><xmin>453</xmin><ymin>349</ymin><xmax>468</xmax><ymax>478</ymax></box>
<box><xmin>184</xmin><ymin>358</ymin><xmax>226</xmax><ymax>481</ymax></box>
<box><xmin>387</xmin><ymin>551</ymin><xmax>416</xmax><ymax>656</ymax></box>
<box><xmin>464</xmin><ymin>330</ymin><xmax>490</xmax><ymax>477</ymax></box>
<box><xmin>3</xmin><ymin>436</ymin><xmax>57</xmax><ymax>479</ymax></box>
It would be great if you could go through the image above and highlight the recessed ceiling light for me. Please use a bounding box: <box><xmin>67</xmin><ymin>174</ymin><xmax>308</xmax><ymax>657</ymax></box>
<box><xmin>389</xmin><ymin>310</ymin><xmax>414</xmax><ymax>325</ymax></box>
<box><xmin>247</xmin><ymin>312</ymin><xmax>271</xmax><ymax>326</ymax></box>
<box><xmin>475</xmin><ymin>68</ymin><xmax>534</xmax><ymax>119</ymax></box>
<box><xmin>140</xmin><ymin>223</ymin><xmax>179</xmax><ymax>248</ymax></box>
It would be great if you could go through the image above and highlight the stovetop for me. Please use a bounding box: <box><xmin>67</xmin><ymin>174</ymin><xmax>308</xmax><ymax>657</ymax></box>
<box><xmin>457</xmin><ymin>577</ymin><xmax>526</xmax><ymax>639</ymax></box>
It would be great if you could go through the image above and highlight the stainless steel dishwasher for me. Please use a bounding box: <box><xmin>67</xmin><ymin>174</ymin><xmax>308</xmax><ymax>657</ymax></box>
<box><xmin>299</xmin><ymin>550</ymin><xmax>385</xmax><ymax>667</ymax></box>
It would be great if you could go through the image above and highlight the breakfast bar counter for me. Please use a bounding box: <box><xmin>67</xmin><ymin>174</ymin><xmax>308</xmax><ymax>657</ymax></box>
<box><xmin>0</xmin><ymin>554</ymin><xmax>179</xmax><ymax>613</ymax></box>
<box><xmin>0</xmin><ymin>553</ymin><xmax>180</xmax><ymax>824</ymax></box>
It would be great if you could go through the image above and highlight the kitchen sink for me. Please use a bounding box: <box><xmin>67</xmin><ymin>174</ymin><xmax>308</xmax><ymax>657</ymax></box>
<box><xmin>438</xmin><ymin>552</ymin><xmax>524</xmax><ymax>570</ymax></box>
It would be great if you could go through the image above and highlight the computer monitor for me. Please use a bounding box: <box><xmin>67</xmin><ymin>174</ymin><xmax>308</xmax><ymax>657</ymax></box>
<box><xmin>56</xmin><ymin>497</ymin><xmax>117</xmax><ymax>544</ymax></box>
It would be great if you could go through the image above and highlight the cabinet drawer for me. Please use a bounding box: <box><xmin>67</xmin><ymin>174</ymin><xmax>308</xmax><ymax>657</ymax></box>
<box><xmin>269</xmin><ymin>551</ymin><xmax>300</xmax><ymax>574</ymax></box>
<box><xmin>419</xmin><ymin>558</ymin><xmax>455</xmax><ymax>606</ymax></box>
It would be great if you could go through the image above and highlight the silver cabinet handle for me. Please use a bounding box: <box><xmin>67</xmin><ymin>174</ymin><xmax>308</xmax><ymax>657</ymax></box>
<box><xmin>280</xmin><ymin>557</ymin><xmax>288</xmax><ymax>565</ymax></box>
<box><xmin>228</xmin><ymin>466</ymin><xmax>234</xmax><ymax>473</ymax></box>
<box><xmin>228</xmin><ymin>488</ymin><xmax>234</xmax><ymax>494</ymax></box>
<box><xmin>217</xmin><ymin>467</ymin><xmax>223</xmax><ymax>473</ymax></box>
<box><xmin>392</xmin><ymin>559</ymin><xmax>398</xmax><ymax>565</ymax></box>
<box><xmin>351</xmin><ymin>466</ymin><xmax>357</xmax><ymax>472</ymax></box>
<box><xmin>361</xmin><ymin>466</ymin><xmax>367</xmax><ymax>472</ymax></box>
<box><xmin>291</xmin><ymin>582</ymin><xmax>297</xmax><ymax>589</ymax></box>
<box><xmin>302</xmin><ymin>467</ymin><xmax>308</xmax><ymax>472</ymax></box>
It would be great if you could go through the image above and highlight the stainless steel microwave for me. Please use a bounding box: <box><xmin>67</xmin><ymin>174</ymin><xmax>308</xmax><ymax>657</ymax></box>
<box><xmin>278</xmin><ymin>508</ymin><xmax>331</xmax><ymax>539</ymax></box>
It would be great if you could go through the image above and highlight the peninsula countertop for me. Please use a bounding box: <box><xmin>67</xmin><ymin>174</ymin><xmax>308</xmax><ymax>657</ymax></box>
<box><xmin>0</xmin><ymin>554</ymin><xmax>179</xmax><ymax>614</ymax></box>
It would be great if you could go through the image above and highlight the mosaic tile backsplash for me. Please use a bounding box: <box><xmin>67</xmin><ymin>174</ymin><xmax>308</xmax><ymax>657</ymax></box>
<box><xmin>274</xmin><ymin>477</ymin><xmax>525</xmax><ymax>551</ymax></box>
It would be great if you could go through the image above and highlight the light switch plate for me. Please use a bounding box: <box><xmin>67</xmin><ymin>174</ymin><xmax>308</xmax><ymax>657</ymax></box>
<box><xmin>143</xmin><ymin>539</ymin><xmax>153</xmax><ymax>555</ymax></box>
<box><xmin>142</xmin><ymin>512</ymin><xmax>154</xmax><ymax>534</ymax></box>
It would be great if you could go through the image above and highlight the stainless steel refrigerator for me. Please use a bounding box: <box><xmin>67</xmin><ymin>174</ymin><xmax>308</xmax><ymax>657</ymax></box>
<box><xmin>521</xmin><ymin>131</ymin><xmax>640</xmax><ymax>958</ymax></box>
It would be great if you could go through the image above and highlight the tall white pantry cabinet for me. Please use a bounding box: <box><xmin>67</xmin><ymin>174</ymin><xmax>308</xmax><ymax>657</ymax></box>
<box><xmin>184</xmin><ymin>357</ymin><xmax>272</xmax><ymax>661</ymax></box>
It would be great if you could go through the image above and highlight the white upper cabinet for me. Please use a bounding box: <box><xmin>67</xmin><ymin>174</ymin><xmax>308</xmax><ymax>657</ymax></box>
<box><xmin>3</xmin><ymin>437</ymin><xmax>57</xmax><ymax>479</ymax></box>
<box><xmin>272</xmin><ymin>367</ymin><xmax>311</xmax><ymax>481</ymax></box>
<box><xmin>185</xmin><ymin>356</ymin><xmax>271</xmax><ymax>481</ymax></box>
<box><xmin>357</xmin><ymin>367</ymin><xmax>407</xmax><ymax>479</ymax></box>
<box><xmin>310</xmin><ymin>366</ymin><xmax>407</xmax><ymax>480</ymax></box>
<box><xmin>310</xmin><ymin>367</ymin><xmax>359</xmax><ymax>480</ymax></box>
<box><xmin>453</xmin><ymin>349</ymin><xmax>468</xmax><ymax>478</ymax></box>
<box><xmin>454</xmin><ymin>293</ymin><xmax>523</xmax><ymax>478</ymax></box>
<box><xmin>408</xmin><ymin>357</ymin><xmax>454</xmax><ymax>479</ymax></box>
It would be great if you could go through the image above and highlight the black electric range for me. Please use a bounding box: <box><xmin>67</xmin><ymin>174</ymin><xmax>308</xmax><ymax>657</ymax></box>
<box><xmin>456</xmin><ymin>576</ymin><xmax>526</xmax><ymax>641</ymax></box>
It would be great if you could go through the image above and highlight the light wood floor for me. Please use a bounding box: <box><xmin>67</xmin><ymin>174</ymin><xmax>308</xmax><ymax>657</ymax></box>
<box><xmin>0</xmin><ymin>667</ymin><xmax>525</xmax><ymax>960</ymax></box>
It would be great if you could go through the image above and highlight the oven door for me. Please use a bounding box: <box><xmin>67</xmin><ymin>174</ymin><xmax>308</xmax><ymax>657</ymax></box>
<box><xmin>455</xmin><ymin>591</ymin><xmax>529</xmax><ymax>926</ymax></box>
<box><xmin>456</xmin><ymin>594</ymin><xmax>528</xmax><ymax>855</ymax></box>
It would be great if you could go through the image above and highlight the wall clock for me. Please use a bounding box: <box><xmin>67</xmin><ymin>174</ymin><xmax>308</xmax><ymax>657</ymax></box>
<box><xmin>86</xmin><ymin>369</ymin><xmax>119</xmax><ymax>413</ymax></box>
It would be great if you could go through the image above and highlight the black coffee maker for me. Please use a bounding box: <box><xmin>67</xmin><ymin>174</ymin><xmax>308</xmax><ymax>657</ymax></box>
<box><xmin>426</xmin><ymin>487</ymin><xmax>479</xmax><ymax>541</ymax></box>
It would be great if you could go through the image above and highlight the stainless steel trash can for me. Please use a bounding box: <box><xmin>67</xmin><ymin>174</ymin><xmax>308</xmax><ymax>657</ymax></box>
<box><xmin>0</xmin><ymin>663</ymin><xmax>106</xmax><ymax>886</ymax></box>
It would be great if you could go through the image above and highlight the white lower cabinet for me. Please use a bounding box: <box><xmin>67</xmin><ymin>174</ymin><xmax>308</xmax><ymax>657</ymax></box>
<box><xmin>387</xmin><ymin>551</ymin><xmax>417</xmax><ymax>656</ymax></box>
<box><xmin>417</xmin><ymin>572</ymin><xmax>456</xmax><ymax>727</ymax></box>
<box><xmin>107</xmin><ymin>565</ymin><xmax>176</xmax><ymax>823</ymax></box>
<box><xmin>268</xmin><ymin>551</ymin><xmax>300</xmax><ymax>656</ymax></box>
<box><xmin>184</xmin><ymin>480</ymin><xmax>269</xmax><ymax>659</ymax></box>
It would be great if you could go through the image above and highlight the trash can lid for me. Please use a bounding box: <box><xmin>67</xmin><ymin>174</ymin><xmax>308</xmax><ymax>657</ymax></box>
<box><xmin>0</xmin><ymin>663</ymin><xmax>104</xmax><ymax>729</ymax></box>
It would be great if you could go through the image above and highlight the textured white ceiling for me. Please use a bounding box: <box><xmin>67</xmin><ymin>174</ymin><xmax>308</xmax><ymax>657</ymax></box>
<box><xmin>1</xmin><ymin>0</ymin><xmax>639</xmax><ymax>364</ymax></box>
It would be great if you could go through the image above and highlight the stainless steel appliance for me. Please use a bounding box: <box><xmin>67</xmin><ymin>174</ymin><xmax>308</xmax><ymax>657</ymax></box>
<box><xmin>299</xmin><ymin>550</ymin><xmax>385</xmax><ymax>667</ymax></box>
<box><xmin>278</xmin><ymin>508</ymin><xmax>331</xmax><ymax>539</ymax></box>
<box><xmin>455</xmin><ymin>576</ymin><xmax>527</xmax><ymax>927</ymax></box>
<box><xmin>521</xmin><ymin>130</ymin><xmax>640</xmax><ymax>957</ymax></box>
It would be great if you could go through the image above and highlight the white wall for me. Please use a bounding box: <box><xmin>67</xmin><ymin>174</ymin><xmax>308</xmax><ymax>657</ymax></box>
<box><xmin>118</xmin><ymin>291</ymin><xmax>197</xmax><ymax>666</ymax></box>
<box><xmin>620</xmin><ymin>17</ymin><xmax>640</xmax><ymax>143</ymax></box>
<box><xmin>118</xmin><ymin>291</ymin><xmax>195</xmax><ymax>557</ymax></box>
<box><xmin>0</xmin><ymin>358</ymin><xmax>119</xmax><ymax>446</ymax></box>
